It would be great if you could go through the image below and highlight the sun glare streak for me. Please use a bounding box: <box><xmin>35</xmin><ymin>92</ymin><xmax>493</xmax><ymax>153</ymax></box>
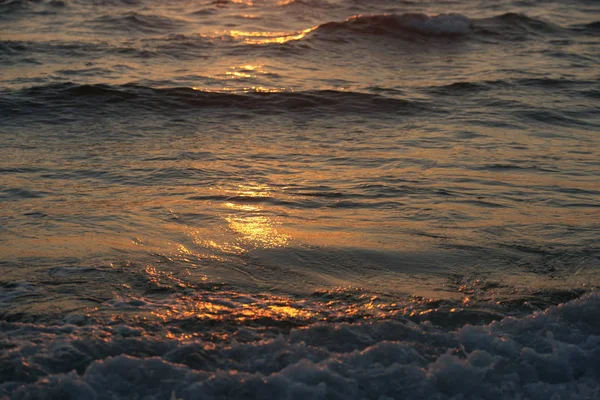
<box><xmin>151</xmin><ymin>294</ymin><xmax>317</xmax><ymax>329</ymax></box>
<box><xmin>224</xmin><ymin>184</ymin><xmax>290</xmax><ymax>249</ymax></box>
<box><xmin>229</xmin><ymin>27</ymin><xmax>317</xmax><ymax>44</ymax></box>
<box><xmin>225</xmin><ymin>214</ymin><xmax>290</xmax><ymax>248</ymax></box>
<box><xmin>193</xmin><ymin>236</ymin><xmax>245</xmax><ymax>257</ymax></box>
<box><xmin>224</xmin><ymin>64</ymin><xmax>266</xmax><ymax>79</ymax></box>
<box><xmin>234</xmin><ymin>183</ymin><xmax>271</xmax><ymax>198</ymax></box>
<box><xmin>191</xmin><ymin>85</ymin><xmax>287</xmax><ymax>93</ymax></box>
<box><xmin>227</xmin><ymin>71</ymin><xmax>254</xmax><ymax>78</ymax></box>
<box><xmin>182</xmin><ymin>184</ymin><xmax>290</xmax><ymax>257</ymax></box>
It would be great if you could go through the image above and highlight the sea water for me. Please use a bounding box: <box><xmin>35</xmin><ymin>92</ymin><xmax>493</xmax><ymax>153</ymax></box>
<box><xmin>1</xmin><ymin>0</ymin><xmax>599</xmax><ymax>398</ymax></box>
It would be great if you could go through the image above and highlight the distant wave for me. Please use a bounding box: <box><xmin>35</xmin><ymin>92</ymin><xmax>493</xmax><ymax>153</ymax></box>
<box><xmin>3</xmin><ymin>12</ymin><xmax>591</xmax><ymax>64</ymax></box>
<box><xmin>0</xmin><ymin>83</ymin><xmax>433</xmax><ymax>121</ymax></box>
<box><xmin>309</xmin><ymin>12</ymin><xmax>584</xmax><ymax>43</ymax></box>
<box><xmin>315</xmin><ymin>13</ymin><xmax>472</xmax><ymax>37</ymax></box>
<box><xmin>570</xmin><ymin>20</ymin><xmax>600</xmax><ymax>33</ymax></box>
<box><xmin>472</xmin><ymin>12</ymin><xmax>564</xmax><ymax>40</ymax></box>
<box><xmin>91</xmin><ymin>12</ymin><xmax>187</xmax><ymax>33</ymax></box>
<box><xmin>231</xmin><ymin>13</ymin><xmax>473</xmax><ymax>46</ymax></box>
<box><xmin>227</xmin><ymin>12</ymin><xmax>586</xmax><ymax>47</ymax></box>
<box><xmin>316</xmin><ymin>12</ymin><xmax>600</xmax><ymax>44</ymax></box>
<box><xmin>583</xmin><ymin>21</ymin><xmax>600</xmax><ymax>30</ymax></box>
<box><xmin>0</xmin><ymin>36</ymin><xmax>212</xmax><ymax>62</ymax></box>
<box><xmin>426</xmin><ymin>77</ymin><xmax>598</xmax><ymax>95</ymax></box>
<box><xmin>276</xmin><ymin>0</ymin><xmax>337</xmax><ymax>8</ymax></box>
<box><xmin>0</xmin><ymin>0</ymin><xmax>62</xmax><ymax>9</ymax></box>
<box><xmin>90</xmin><ymin>0</ymin><xmax>143</xmax><ymax>5</ymax></box>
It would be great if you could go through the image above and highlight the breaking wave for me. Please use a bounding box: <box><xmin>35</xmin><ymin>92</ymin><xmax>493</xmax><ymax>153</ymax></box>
<box><xmin>226</xmin><ymin>12</ymin><xmax>592</xmax><ymax>46</ymax></box>
<box><xmin>0</xmin><ymin>83</ymin><xmax>432</xmax><ymax>120</ymax></box>
<box><xmin>314</xmin><ymin>13</ymin><xmax>472</xmax><ymax>37</ymax></box>
<box><xmin>90</xmin><ymin>12</ymin><xmax>187</xmax><ymax>33</ymax></box>
<box><xmin>1</xmin><ymin>288</ymin><xmax>598</xmax><ymax>399</ymax></box>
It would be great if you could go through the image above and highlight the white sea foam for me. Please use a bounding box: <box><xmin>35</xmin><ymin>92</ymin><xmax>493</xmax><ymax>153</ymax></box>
<box><xmin>2</xmin><ymin>292</ymin><xmax>599</xmax><ymax>399</ymax></box>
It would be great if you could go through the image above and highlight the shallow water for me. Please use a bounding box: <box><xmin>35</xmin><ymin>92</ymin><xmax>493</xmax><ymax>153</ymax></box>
<box><xmin>1</xmin><ymin>0</ymin><xmax>600</xmax><ymax>398</ymax></box>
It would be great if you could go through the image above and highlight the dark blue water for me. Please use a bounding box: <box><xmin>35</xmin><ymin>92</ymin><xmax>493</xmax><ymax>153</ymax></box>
<box><xmin>1</xmin><ymin>0</ymin><xmax>599</xmax><ymax>398</ymax></box>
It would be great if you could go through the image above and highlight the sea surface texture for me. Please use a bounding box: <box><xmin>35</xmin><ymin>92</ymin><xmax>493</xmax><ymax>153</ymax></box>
<box><xmin>1</xmin><ymin>0</ymin><xmax>600</xmax><ymax>398</ymax></box>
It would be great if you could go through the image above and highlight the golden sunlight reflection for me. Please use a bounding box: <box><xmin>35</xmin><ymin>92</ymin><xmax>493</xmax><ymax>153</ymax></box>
<box><xmin>191</xmin><ymin>85</ymin><xmax>287</xmax><ymax>93</ymax></box>
<box><xmin>177</xmin><ymin>244</ymin><xmax>192</xmax><ymax>255</ymax></box>
<box><xmin>227</xmin><ymin>71</ymin><xmax>254</xmax><ymax>79</ymax></box>
<box><xmin>228</xmin><ymin>27</ymin><xmax>317</xmax><ymax>44</ymax></box>
<box><xmin>241</xmin><ymin>64</ymin><xmax>259</xmax><ymax>70</ymax></box>
<box><xmin>225</xmin><ymin>64</ymin><xmax>262</xmax><ymax>79</ymax></box>
<box><xmin>151</xmin><ymin>294</ymin><xmax>316</xmax><ymax>327</ymax></box>
<box><xmin>182</xmin><ymin>183</ymin><xmax>290</xmax><ymax>258</ymax></box>
<box><xmin>192</xmin><ymin>236</ymin><xmax>245</xmax><ymax>258</ymax></box>
<box><xmin>244</xmin><ymin>86</ymin><xmax>287</xmax><ymax>93</ymax></box>
<box><xmin>144</xmin><ymin>288</ymin><xmax>449</xmax><ymax>339</ymax></box>
<box><xmin>234</xmin><ymin>183</ymin><xmax>271</xmax><ymax>198</ymax></box>
<box><xmin>268</xmin><ymin>305</ymin><xmax>314</xmax><ymax>319</ymax></box>
<box><xmin>225</xmin><ymin>214</ymin><xmax>290</xmax><ymax>248</ymax></box>
<box><xmin>222</xmin><ymin>185</ymin><xmax>289</xmax><ymax>249</ymax></box>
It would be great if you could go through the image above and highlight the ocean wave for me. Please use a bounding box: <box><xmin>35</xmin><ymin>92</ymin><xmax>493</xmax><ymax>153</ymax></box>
<box><xmin>227</xmin><ymin>12</ymin><xmax>585</xmax><ymax>48</ymax></box>
<box><xmin>90</xmin><ymin>12</ymin><xmax>187</xmax><ymax>33</ymax></box>
<box><xmin>0</xmin><ymin>82</ymin><xmax>432</xmax><ymax>120</ymax></box>
<box><xmin>472</xmin><ymin>12</ymin><xmax>563</xmax><ymax>40</ymax></box>
<box><xmin>84</xmin><ymin>0</ymin><xmax>142</xmax><ymax>5</ymax></box>
<box><xmin>425</xmin><ymin>81</ymin><xmax>492</xmax><ymax>96</ymax></box>
<box><xmin>0</xmin><ymin>0</ymin><xmax>65</xmax><ymax>13</ymax></box>
<box><xmin>570</xmin><ymin>20</ymin><xmax>600</xmax><ymax>33</ymax></box>
<box><xmin>0</xmin><ymin>0</ymin><xmax>29</xmax><ymax>11</ymax></box>
<box><xmin>4</xmin><ymin>12</ymin><xmax>591</xmax><ymax>66</ymax></box>
<box><xmin>276</xmin><ymin>0</ymin><xmax>338</xmax><ymax>9</ymax></box>
<box><xmin>315</xmin><ymin>13</ymin><xmax>472</xmax><ymax>37</ymax></box>
<box><xmin>515</xmin><ymin>77</ymin><xmax>597</xmax><ymax>88</ymax></box>
<box><xmin>513</xmin><ymin>108</ymin><xmax>599</xmax><ymax>128</ymax></box>
<box><xmin>220</xmin><ymin>13</ymin><xmax>472</xmax><ymax>48</ymax></box>
<box><xmin>1</xmin><ymin>290</ymin><xmax>598</xmax><ymax>399</ymax></box>
<box><xmin>0</xmin><ymin>40</ymin><xmax>104</xmax><ymax>57</ymax></box>
<box><xmin>425</xmin><ymin>77</ymin><xmax>596</xmax><ymax>96</ymax></box>
<box><xmin>140</xmin><ymin>34</ymin><xmax>214</xmax><ymax>59</ymax></box>
<box><xmin>583</xmin><ymin>21</ymin><xmax>600</xmax><ymax>30</ymax></box>
<box><xmin>0</xmin><ymin>38</ymin><xmax>194</xmax><ymax>62</ymax></box>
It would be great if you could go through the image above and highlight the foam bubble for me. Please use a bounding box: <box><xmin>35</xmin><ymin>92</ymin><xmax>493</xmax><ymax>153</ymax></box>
<box><xmin>2</xmin><ymin>292</ymin><xmax>599</xmax><ymax>399</ymax></box>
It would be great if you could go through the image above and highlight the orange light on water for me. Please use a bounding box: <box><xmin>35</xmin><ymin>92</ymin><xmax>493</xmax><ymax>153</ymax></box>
<box><xmin>151</xmin><ymin>294</ymin><xmax>316</xmax><ymax>327</ymax></box>
<box><xmin>229</xmin><ymin>27</ymin><xmax>317</xmax><ymax>44</ymax></box>
<box><xmin>224</xmin><ymin>201</ymin><xmax>290</xmax><ymax>249</ymax></box>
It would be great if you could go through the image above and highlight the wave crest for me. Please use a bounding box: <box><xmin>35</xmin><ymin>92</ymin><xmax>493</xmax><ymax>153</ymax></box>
<box><xmin>0</xmin><ymin>83</ymin><xmax>432</xmax><ymax>120</ymax></box>
<box><xmin>316</xmin><ymin>13</ymin><xmax>472</xmax><ymax>37</ymax></box>
<box><xmin>91</xmin><ymin>12</ymin><xmax>186</xmax><ymax>33</ymax></box>
<box><xmin>473</xmin><ymin>13</ymin><xmax>561</xmax><ymax>39</ymax></box>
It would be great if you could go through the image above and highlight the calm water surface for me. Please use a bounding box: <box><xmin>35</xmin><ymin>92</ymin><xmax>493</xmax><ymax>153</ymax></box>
<box><xmin>1</xmin><ymin>0</ymin><xmax>599</xmax><ymax>398</ymax></box>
